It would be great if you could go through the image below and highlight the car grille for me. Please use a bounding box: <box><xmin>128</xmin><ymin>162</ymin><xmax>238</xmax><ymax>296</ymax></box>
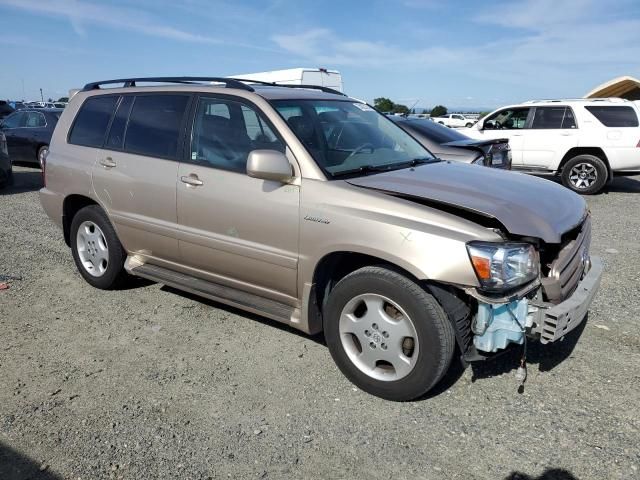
<box><xmin>541</xmin><ymin>216</ymin><xmax>591</xmax><ymax>304</ymax></box>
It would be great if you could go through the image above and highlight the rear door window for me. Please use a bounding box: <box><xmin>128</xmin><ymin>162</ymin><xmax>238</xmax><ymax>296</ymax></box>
<box><xmin>585</xmin><ymin>106</ymin><xmax>639</xmax><ymax>127</ymax></box>
<box><xmin>531</xmin><ymin>107</ymin><xmax>576</xmax><ymax>129</ymax></box>
<box><xmin>69</xmin><ymin>96</ymin><xmax>119</xmax><ymax>147</ymax></box>
<box><xmin>124</xmin><ymin>95</ymin><xmax>190</xmax><ymax>159</ymax></box>
<box><xmin>25</xmin><ymin>112</ymin><xmax>47</xmax><ymax>128</ymax></box>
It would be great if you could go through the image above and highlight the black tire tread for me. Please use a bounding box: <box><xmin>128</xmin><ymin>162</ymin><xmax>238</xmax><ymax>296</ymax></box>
<box><xmin>325</xmin><ymin>266</ymin><xmax>456</xmax><ymax>400</ymax></box>
<box><xmin>561</xmin><ymin>154</ymin><xmax>608</xmax><ymax>195</ymax></box>
<box><xmin>70</xmin><ymin>205</ymin><xmax>127</xmax><ymax>289</ymax></box>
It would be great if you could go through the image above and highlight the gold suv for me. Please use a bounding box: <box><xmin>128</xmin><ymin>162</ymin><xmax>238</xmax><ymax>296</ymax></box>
<box><xmin>40</xmin><ymin>77</ymin><xmax>602</xmax><ymax>400</ymax></box>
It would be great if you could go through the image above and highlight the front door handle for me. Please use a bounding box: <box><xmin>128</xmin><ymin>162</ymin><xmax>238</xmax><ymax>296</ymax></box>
<box><xmin>99</xmin><ymin>157</ymin><xmax>116</xmax><ymax>168</ymax></box>
<box><xmin>181</xmin><ymin>174</ymin><xmax>204</xmax><ymax>187</ymax></box>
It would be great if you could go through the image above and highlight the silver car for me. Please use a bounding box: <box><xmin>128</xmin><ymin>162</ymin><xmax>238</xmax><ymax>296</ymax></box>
<box><xmin>40</xmin><ymin>77</ymin><xmax>602</xmax><ymax>400</ymax></box>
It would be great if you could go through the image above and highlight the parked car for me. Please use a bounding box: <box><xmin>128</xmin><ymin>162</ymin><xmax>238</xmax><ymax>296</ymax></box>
<box><xmin>40</xmin><ymin>77</ymin><xmax>602</xmax><ymax>401</ymax></box>
<box><xmin>465</xmin><ymin>98</ymin><xmax>640</xmax><ymax>194</ymax></box>
<box><xmin>0</xmin><ymin>101</ymin><xmax>14</xmax><ymax>119</ymax></box>
<box><xmin>431</xmin><ymin>113</ymin><xmax>476</xmax><ymax>128</ymax></box>
<box><xmin>390</xmin><ymin>116</ymin><xmax>511</xmax><ymax>169</ymax></box>
<box><xmin>0</xmin><ymin>108</ymin><xmax>62</xmax><ymax>168</ymax></box>
<box><xmin>0</xmin><ymin>131</ymin><xmax>12</xmax><ymax>187</ymax></box>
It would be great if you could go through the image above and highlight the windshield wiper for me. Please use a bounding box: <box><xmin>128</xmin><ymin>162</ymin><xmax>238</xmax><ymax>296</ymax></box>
<box><xmin>331</xmin><ymin>164</ymin><xmax>392</xmax><ymax>178</ymax></box>
<box><xmin>331</xmin><ymin>158</ymin><xmax>439</xmax><ymax>178</ymax></box>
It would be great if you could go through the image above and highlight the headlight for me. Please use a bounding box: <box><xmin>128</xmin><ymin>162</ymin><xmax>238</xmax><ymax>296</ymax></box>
<box><xmin>471</xmin><ymin>156</ymin><xmax>485</xmax><ymax>165</ymax></box>
<box><xmin>467</xmin><ymin>242</ymin><xmax>539</xmax><ymax>291</ymax></box>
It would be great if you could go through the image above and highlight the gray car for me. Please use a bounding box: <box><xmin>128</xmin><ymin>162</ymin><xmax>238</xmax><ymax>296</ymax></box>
<box><xmin>390</xmin><ymin>116</ymin><xmax>512</xmax><ymax>169</ymax></box>
<box><xmin>39</xmin><ymin>77</ymin><xmax>602</xmax><ymax>400</ymax></box>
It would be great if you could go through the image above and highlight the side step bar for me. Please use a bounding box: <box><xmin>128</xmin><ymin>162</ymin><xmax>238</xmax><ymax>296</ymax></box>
<box><xmin>129</xmin><ymin>262</ymin><xmax>297</xmax><ymax>325</ymax></box>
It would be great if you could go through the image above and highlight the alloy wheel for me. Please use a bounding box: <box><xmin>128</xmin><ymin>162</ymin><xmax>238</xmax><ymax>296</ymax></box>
<box><xmin>569</xmin><ymin>163</ymin><xmax>597</xmax><ymax>189</ymax></box>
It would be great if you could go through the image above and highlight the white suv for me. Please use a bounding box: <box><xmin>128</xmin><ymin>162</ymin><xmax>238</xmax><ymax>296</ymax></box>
<box><xmin>465</xmin><ymin>98</ymin><xmax>640</xmax><ymax>194</ymax></box>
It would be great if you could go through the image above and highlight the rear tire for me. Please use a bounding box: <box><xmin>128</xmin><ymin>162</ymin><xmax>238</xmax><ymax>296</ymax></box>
<box><xmin>465</xmin><ymin>122</ymin><xmax>473</xmax><ymax>128</ymax></box>
<box><xmin>70</xmin><ymin>205</ymin><xmax>127</xmax><ymax>289</ymax></box>
<box><xmin>324</xmin><ymin>266</ymin><xmax>455</xmax><ymax>401</ymax></box>
<box><xmin>560</xmin><ymin>154</ymin><xmax>608</xmax><ymax>194</ymax></box>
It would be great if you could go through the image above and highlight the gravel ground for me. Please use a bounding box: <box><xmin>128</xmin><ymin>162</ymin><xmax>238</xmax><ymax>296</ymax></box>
<box><xmin>1</xmin><ymin>166</ymin><xmax>639</xmax><ymax>480</ymax></box>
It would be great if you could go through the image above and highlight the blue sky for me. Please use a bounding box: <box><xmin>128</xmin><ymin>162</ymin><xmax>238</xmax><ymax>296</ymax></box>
<box><xmin>1</xmin><ymin>0</ymin><xmax>640</xmax><ymax>110</ymax></box>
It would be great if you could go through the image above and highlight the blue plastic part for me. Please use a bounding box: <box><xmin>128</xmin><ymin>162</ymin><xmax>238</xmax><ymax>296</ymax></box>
<box><xmin>473</xmin><ymin>299</ymin><xmax>528</xmax><ymax>353</ymax></box>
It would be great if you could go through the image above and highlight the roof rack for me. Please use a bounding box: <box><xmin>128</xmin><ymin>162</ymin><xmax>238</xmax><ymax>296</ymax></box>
<box><xmin>82</xmin><ymin>77</ymin><xmax>254</xmax><ymax>92</ymax></box>
<box><xmin>226</xmin><ymin>78</ymin><xmax>347</xmax><ymax>96</ymax></box>
<box><xmin>523</xmin><ymin>97</ymin><xmax>628</xmax><ymax>104</ymax></box>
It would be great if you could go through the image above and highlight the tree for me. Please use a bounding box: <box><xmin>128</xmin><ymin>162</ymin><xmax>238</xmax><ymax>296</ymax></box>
<box><xmin>430</xmin><ymin>105</ymin><xmax>448</xmax><ymax>117</ymax></box>
<box><xmin>57</xmin><ymin>97</ymin><xmax>69</xmax><ymax>103</ymax></box>
<box><xmin>392</xmin><ymin>104</ymin><xmax>410</xmax><ymax>115</ymax></box>
<box><xmin>374</xmin><ymin>97</ymin><xmax>395</xmax><ymax>112</ymax></box>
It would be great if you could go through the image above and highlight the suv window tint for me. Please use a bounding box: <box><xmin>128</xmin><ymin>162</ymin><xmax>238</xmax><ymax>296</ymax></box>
<box><xmin>190</xmin><ymin>97</ymin><xmax>284</xmax><ymax>173</ymax></box>
<box><xmin>69</xmin><ymin>96</ymin><xmax>119</xmax><ymax>147</ymax></box>
<box><xmin>105</xmin><ymin>96</ymin><xmax>134</xmax><ymax>150</ymax></box>
<box><xmin>484</xmin><ymin>108</ymin><xmax>530</xmax><ymax>130</ymax></box>
<box><xmin>585</xmin><ymin>106</ymin><xmax>639</xmax><ymax>127</ymax></box>
<box><xmin>124</xmin><ymin>95</ymin><xmax>189</xmax><ymax>159</ymax></box>
<box><xmin>1</xmin><ymin>112</ymin><xmax>24</xmax><ymax>129</ymax></box>
<box><xmin>531</xmin><ymin>107</ymin><xmax>576</xmax><ymax>129</ymax></box>
<box><xmin>25</xmin><ymin>112</ymin><xmax>47</xmax><ymax>128</ymax></box>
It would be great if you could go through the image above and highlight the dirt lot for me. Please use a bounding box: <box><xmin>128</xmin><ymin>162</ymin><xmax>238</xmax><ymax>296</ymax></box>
<box><xmin>1</xmin><ymin>166</ymin><xmax>639</xmax><ymax>480</ymax></box>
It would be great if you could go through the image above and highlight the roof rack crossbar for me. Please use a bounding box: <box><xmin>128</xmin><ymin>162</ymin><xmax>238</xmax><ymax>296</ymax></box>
<box><xmin>82</xmin><ymin>77</ymin><xmax>254</xmax><ymax>92</ymax></box>
<box><xmin>226</xmin><ymin>78</ymin><xmax>347</xmax><ymax>96</ymax></box>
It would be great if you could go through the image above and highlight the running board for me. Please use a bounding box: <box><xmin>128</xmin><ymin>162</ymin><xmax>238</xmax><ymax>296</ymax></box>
<box><xmin>129</xmin><ymin>262</ymin><xmax>297</xmax><ymax>326</ymax></box>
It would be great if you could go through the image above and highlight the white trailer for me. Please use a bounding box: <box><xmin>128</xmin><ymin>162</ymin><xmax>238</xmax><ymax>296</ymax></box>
<box><xmin>230</xmin><ymin>68</ymin><xmax>343</xmax><ymax>92</ymax></box>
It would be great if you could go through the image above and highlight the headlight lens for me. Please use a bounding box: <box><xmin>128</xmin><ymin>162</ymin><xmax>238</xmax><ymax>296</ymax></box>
<box><xmin>471</xmin><ymin>156</ymin><xmax>485</xmax><ymax>165</ymax></box>
<box><xmin>467</xmin><ymin>242</ymin><xmax>539</xmax><ymax>291</ymax></box>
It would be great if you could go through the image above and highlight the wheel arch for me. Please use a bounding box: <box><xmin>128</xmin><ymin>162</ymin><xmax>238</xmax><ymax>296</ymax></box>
<box><xmin>306</xmin><ymin>251</ymin><xmax>426</xmax><ymax>334</ymax></box>
<box><xmin>558</xmin><ymin>147</ymin><xmax>611</xmax><ymax>179</ymax></box>
<box><xmin>62</xmin><ymin>194</ymin><xmax>99</xmax><ymax>246</ymax></box>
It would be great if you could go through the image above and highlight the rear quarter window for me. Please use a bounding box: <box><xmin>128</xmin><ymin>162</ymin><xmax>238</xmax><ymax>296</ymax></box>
<box><xmin>69</xmin><ymin>96</ymin><xmax>119</xmax><ymax>147</ymax></box>
<box><xmin>585</xmin><ymin>106</ymin><xmax>639</xmax><ymax>127</ymax></box>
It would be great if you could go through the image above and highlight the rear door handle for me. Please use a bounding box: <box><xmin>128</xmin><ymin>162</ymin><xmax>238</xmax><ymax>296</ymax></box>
<box><xmin>181</xmin><ymin>174</ymin><xmax>203</xmax><ymax>187</ymax></box>
<box><xmin>99</xmin><ymin>157</ymin><xmax>116</xmax><ymax>168</ymax></box>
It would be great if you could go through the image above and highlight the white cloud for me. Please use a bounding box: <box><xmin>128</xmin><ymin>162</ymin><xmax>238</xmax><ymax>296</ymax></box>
<box><xmin>0</xmin><ymin>0</ymin><xmax>267</xmax><ymax>49</ymax></box>
<box><xmin>271</xmin><ymin>1</ymin><xmax>640</xmax><ymax>95</ymax></box>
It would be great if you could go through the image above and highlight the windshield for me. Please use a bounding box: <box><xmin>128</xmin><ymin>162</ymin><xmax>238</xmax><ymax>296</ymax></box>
<box><xmin>271</xmin><ymin>100</ymin><xmax>435</xmax><ymax>178</ymax></box>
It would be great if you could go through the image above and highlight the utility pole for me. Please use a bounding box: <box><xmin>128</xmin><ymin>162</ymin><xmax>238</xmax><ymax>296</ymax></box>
<box><xmin>40</xmin><ymin>88</ymin><xmax>44</xmax><ymax>102</ymax></box>
<box><xmin>21</xmin><ymin>78</ymin><xmax>25</xmax><ymax>101</ymax></box>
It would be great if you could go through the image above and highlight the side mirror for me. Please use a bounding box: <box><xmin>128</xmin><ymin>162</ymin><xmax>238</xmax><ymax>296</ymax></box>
<box><xmin>246</xmin><ymin>149</ymin><xmax>293</xmax><ymax>182</ymax></box>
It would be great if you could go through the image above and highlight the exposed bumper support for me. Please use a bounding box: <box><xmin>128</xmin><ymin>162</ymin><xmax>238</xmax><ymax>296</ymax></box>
<box><xmin>530</xmin><ymin>256</ymin><xmax>603</xmax><ymax>343</ymax></box>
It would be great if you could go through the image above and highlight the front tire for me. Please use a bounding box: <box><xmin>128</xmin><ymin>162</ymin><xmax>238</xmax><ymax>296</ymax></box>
<box><xmin>70</xmin><ymin>205</ymin><xmax>127</xmax><ymax>289</ymax></box>
<box><xmin>560</xmin><ymin>154</ymin><xmax>608</xmax><ymax>194</ymax></box>
<box><xmin>324</xmin><ymin>267</ymin><xmax>455</xmax><ymax>401</ymax></box>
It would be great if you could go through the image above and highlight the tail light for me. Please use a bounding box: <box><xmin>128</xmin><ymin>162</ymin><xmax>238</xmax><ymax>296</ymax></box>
<box><xmin>637</xmin><ymin>139</ymin><xmax>640</xmax><ymax>147</ymax></box>
<box><xmin>41</xmin><ymin>149</ymin><xmax>48</xmax><ymax>187</ymax></box>
<box><xmin>0</xmin><ymin>133</ymin><xmax>7</xmax><ymax>156</ymax></box>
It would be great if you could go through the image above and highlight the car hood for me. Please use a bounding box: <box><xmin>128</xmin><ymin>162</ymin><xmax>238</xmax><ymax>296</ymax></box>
<box><xmin>346</xmin><ymin>162</ymin><xmax>587</xmax><ymax>243</ymax></box>
<box><xmin>441</xmin><ymin>138</ymin><xmax>508</xmax><ymax>148</ymax></box>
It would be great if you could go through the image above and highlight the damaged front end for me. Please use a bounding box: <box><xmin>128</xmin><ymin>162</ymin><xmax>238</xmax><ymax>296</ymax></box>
<box><xmin>437</xmin><ymin>215</ymin><xmax>603</xmax><ymax>366</ymax></box>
